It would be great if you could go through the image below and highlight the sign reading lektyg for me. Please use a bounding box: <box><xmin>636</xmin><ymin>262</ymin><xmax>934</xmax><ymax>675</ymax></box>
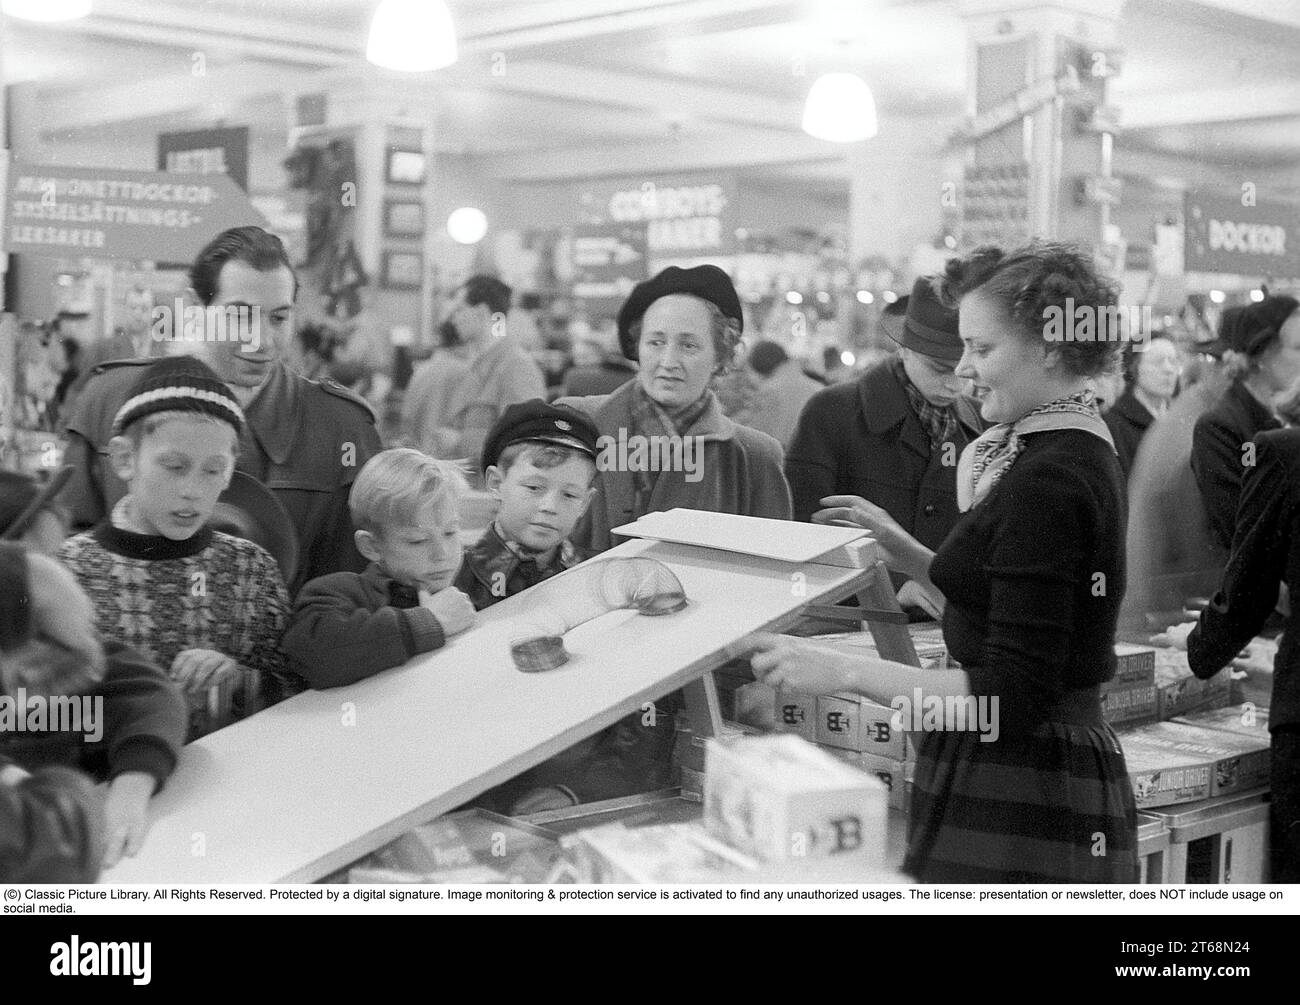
<box><xmin>1185</xmin><ymin>191</ymin><xmax>1300</xmax><ymax>278</ymax></box>
<box><xmin>3</xmin><ymin>161</ymin><xmax>266</xmax><ymax>262</ymax></box>
<box><xmin>158</xmin><ymin>125</ymin><xmax>251</xmax><ymax>192</ymax></box>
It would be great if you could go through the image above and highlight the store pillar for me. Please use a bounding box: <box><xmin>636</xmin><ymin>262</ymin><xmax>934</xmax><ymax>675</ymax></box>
<box><xmin>286</xmin><ymin>73</ymin><xmax>440</xmax><ymax>340</ymax></box>
<box><xmin>957</xmin><ymin>0</ymin><xmax>1124</xmax><ymax>254</ymax></box>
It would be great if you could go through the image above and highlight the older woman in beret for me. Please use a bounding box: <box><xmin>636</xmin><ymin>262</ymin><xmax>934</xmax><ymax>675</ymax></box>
<box><xmin>748</xmin><ymin>242</ymin><xmax>1138</xmax><ymax>883</ymax></box>
<box><xmin>542</xmin><ymin>265</ymin><xmax>789</xmax><ymax>809</ymax></box>
<box><xmin>559</xmin><ymin>264</ymin><xmax>791</xmax><ymax>552</ymax></box>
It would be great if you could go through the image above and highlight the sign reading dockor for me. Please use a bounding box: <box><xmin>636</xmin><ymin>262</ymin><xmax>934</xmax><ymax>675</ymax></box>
<box><xmin>1184</xmin><ymin>191</ymin><xmax>1300</xmax><ymax>278</ymax></box>
<box><xmin>3</xmin><ymin>161</ymin><xmax>266</xmax><ymax>262</ymax></box>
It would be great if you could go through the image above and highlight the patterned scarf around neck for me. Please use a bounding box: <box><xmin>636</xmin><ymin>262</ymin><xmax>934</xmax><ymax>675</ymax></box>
<box><xmin>956</xmin><ymin>388</ymin><xmax>1115</xmax><ymax>512</ymax></box>
<box><xmin>628</xmin><ymin>382</ymin><xmax>716</xmax><ymax>512</ymax></box>
<box><xmin>898</xmin><ymin>364</ymin><xmax>959</xmax><ymax>450</ymax></box>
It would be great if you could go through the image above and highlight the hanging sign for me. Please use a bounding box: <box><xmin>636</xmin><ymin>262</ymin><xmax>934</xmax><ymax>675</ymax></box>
<box><xmin>4</xmin><ymin>161</ymin><xmax>266</xmax><ymax>262</ymax></box>
<box><xmin>1185</xmin><ymin>191</ymin><xmax>1300</xmax><ymax>278</ymax></box>
<box><xmin>585</xmin><ymin>175</ymin><xmax>734</xmax><ymax>257</ymax></box>
<box><xmin>158</xmin><ymin>126</ymin><xmax>250</xmax><ymax>192</ymax></box>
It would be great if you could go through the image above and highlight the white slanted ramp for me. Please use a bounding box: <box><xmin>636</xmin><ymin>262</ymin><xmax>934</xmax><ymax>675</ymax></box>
<box><xmin>106</xmin><ymin>513</ymin><xmax>899</xmax><ymax>883</ymax></box>
<box><xmin>614</xmin><ymin>509</ymin><xmax>921</xmax><ymax>665</ymax></box>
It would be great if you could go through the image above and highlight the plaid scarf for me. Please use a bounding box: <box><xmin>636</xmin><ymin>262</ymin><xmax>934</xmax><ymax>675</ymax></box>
<box><xmin>627</xmin><ymin>382</ymin><xmax>715</xmax><ymax>513</ymax></box>
<box><xmin>899</xmin><ymin>367</ymin><xmax>959</xmax><ymax>450</ymax></box>
<box><xmin>957</xmin><ymin>388</ymin><xmax>1113</xmax><ymax>512</ymax></box>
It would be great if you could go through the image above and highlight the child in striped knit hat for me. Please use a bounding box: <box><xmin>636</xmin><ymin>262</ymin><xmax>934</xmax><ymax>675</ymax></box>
<box><xmin>58</xmin><ymin>355</ymin><xmax>294</xmax><ymax>741</ymax></box>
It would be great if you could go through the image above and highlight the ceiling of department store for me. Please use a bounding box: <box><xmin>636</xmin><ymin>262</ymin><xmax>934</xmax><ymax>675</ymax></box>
<box><xmin>4</xmin><ymin>0</ymin><xmax>1299</xmax><ymax>195</ymax></box>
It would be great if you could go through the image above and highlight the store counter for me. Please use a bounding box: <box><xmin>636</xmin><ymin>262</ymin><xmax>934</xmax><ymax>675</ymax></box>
<box><xmin>103</xmin><ymin>537</ymin><xmax>873</xmax><ymax>883</ymax></box>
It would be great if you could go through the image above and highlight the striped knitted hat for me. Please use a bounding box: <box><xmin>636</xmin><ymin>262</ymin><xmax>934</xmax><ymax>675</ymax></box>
<box><xmin>111</xmin><ymin>355</ymin><xmax>245</xmax><ymax>437</ymax></box>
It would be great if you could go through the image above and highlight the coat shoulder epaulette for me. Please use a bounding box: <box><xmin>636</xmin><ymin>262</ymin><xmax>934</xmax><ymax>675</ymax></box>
<box><xmin>314</xmin><ymin>377</ymin><xmax>377</xmax><ymax>424</ymax></box>
<box><xmin>89</xmin><ymin>356</ymin><xmax>154</xmax><ymax>378</ymax></box>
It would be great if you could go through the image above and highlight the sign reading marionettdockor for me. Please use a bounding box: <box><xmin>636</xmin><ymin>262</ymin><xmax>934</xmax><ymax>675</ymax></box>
<box><xmin>1184</xmin><ymin>191</ymin><xmax>1300</xmax><ymax>278</ymax></box>
<box><xmin>3</xmin><ymin>161</ymin><xmax>266</xmax><ymax>262</ymax></box>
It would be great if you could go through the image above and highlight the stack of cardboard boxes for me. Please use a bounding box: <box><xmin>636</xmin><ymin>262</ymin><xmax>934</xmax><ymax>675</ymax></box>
<box><xmin>680</xmin><ymin>635</ymin><xmax>1266</xmax><ymax>821</ymax></box>
<box><xmin>765</xmin><ymin>627</ymin><xmax>948</xmax><ymax>813</ymax></box>
<box><xmin>1113</xmin><ymin>646</ymin><xmax>1268</xmax><ymax>810</ymax></box>
<box><xmin>559</xmin><ymin>734</ymin><xmax>892</xmax><ymax>881</ymax></box>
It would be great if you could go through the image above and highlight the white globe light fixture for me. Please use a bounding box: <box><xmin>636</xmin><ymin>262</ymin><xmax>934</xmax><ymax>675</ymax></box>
<box><xmin>367</xmin><ymin>0</ymin><xmax>457</xmax><ymax>72</ymax></box>
<box><xmin>447</xmin><ymin>207</ymin><xmax>488</xmax><ymax>245</ymax></box>
<box><xmin>2</xmin><ymin>0</ymin><xmax>91</xmax><ymax>21</ymax></box>
<box><xmin>802</xmin><ymin>72</ymin><xmax>878</xmax><ymax>143</ymax></box>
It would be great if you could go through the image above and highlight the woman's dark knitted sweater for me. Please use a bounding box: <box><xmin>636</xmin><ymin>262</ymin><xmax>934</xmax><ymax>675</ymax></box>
<box><xmin>930</xmin><ymin>429</ymin><xmax>1126</xmax><ymax>732</ymax></box>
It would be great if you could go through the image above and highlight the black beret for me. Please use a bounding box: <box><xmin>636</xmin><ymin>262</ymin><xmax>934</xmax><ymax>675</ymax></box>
<box><xmin>481</xmin><ymin>399</ymin><xmax>601</xmax><ymax>473</ymax></box>
<box><xmin>616</xmin><ymin>264</ymin><xmax>743</xmax><ymax>362</ymax></box>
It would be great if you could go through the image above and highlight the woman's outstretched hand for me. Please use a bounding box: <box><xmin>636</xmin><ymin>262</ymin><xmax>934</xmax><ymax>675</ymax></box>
<box><xmin>746</xmin><ymin>632</ymin><xmax>859</xmax><ymax>696</ymax></box>
<box><xmin>812</xmin><ymin>495</ymin><xmax>918</xmax><ymax>572</ymax></box>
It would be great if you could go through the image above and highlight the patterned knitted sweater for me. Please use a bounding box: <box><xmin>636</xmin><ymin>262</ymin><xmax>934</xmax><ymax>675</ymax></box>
<box><xmin>59</xmin><ymin>523</ymin><xmax>293</xmax><ymax>732</ymax></box>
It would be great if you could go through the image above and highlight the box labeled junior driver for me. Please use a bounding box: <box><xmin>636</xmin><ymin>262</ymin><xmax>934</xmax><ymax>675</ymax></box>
<box><xmin>1118</xmin><ymin>732</ymin><xmax>1213</xmax><ymax>809</ymax></box>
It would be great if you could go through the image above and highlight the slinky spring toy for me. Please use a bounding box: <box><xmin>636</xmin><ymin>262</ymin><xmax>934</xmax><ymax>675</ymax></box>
<box><xmin>509</xmin><ymin>557</ymin><xmax>688</xmax><ymax>672</ymax></box>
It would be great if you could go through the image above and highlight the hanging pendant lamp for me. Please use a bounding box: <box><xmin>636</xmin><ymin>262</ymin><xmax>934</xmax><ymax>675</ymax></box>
<box><xmin>2</xmin><ymin>0</ymin><xmax>91</xmax><ymax>21</ymax></box>
<box><xmin>802</xmin><ymin>71</ymin><xmax>878</xmax><ymax>143</ymax></box>
<box><xmin>366</xmin><ymin>0</ymin><xmax>457</xmax><ymax>72</ymax></box>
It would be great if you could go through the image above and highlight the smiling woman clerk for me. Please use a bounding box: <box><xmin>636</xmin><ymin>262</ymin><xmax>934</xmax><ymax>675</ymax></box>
<box><xmin>748</xmin><ymin>242</ymin><xmax>1137</xmax><ymax>883</ymax></box>
<box><xmin>558</xmin><ymin>264</ymin><xmax>792</xmax><ymax>553</ymax></box>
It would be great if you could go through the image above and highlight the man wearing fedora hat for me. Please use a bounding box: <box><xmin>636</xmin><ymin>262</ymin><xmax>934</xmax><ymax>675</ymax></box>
<box><xmin>785</xmin><ymin>275</ymin><xmax>984</xmax><ymax>615</ymax></box>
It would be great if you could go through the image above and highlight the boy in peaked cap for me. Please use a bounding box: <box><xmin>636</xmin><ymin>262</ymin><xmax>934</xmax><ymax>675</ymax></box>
<box><xmin>453</xmin><ymin>398</ymin><xmax>600</xmax><ymax>610</ymax></box>
<box><xmin>454</xmin><ymin>400</ymin><xmax>603</xmax><ymax>816</ymax></box>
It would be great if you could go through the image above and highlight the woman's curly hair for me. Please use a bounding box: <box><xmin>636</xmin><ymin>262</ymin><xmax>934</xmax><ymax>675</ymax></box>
<box><xmin>939</xmin><ymin>241</ymin><xmax>1122</xmax><ymax>378</ymax></box>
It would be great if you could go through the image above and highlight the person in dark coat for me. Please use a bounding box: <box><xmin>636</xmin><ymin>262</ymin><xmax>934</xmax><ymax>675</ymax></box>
<box><xmin>561</xmin><ymin>333</ymin><xmax>638</xmax><ymax>398</ymax></box>
<box><xmin>785</xmin><ymin>276</ymin><xmax>983</xmax><ymax>615</ymax></box>
<box><xmin>1104</xmin><ymin>333</ymin><xmax>1181</xmax><ymax>479</ymax></box>
<box><xmin>0</xmin><ymin>543</ymin><xmax>108</xmax><ymax>883</ymax></box>
<box><xmin>736</xmin><ymin>340</ymin><xmax>825</xmax><ymax>451</ymax></box>
<box><xmin>748</xmin><ymin>241</ymin><xmax>1137</xmax><ymax>883</ymax></box>
<box><xmin>1160</xmin><ymin>421</ymin><xmax>1300</xmax><ymax>881</ymax></box>
<box><xmin>61</xmin><ymin>227</ymin><xmax>382</xmax><ymax>598</ymax></box>
<box><xmin>1191</xmin><ymin>296</ymin><xmax>1300</xmax><ymax>551</ymax></box>
<box><xmin>1119</xmin><ymin>358</ymin><xmax>1233</xmax><ymax>633</ymax></box>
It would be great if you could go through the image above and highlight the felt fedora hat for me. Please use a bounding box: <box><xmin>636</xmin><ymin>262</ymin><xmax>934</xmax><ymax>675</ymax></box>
<box><xmin>879</xmin><ymin>276</ymin><xmax>962</xmax><ymax>363</ymax></box>
<box><xmin>210</xmin><ymin>471</ymin><xmax>299</xmax><ymax>587</ymax></box>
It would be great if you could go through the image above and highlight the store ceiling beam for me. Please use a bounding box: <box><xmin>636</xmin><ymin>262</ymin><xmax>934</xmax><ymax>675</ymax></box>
<box><xmin>1121</xmin><ymin>83</ymin><xmax>1300</xmax><ymax>129</ymax></box>
<box><xmin>474</xmin><ymin>59</ymin><xmax>806</xmax><ymax>132</ymax></box>
<box><xmin>1180</xmin><ymin>0</ymin><xmax>1300</xmax><ymax>34</ymax></box>
<box><xmin>1113</xmin><ymin>146</ymin><xmax>1300</xmax><ymax>194</ymax></box>
<box><xmin>35</xmin><ymin>63</ymin><xmax>314</xmax><ymax>134</ymax></box>
<box><xmin>458</xmin><ymin>0</ymin><xmax>807</xmax><ymax>57</ymax></box>
<box><xmin>474</xmin><ymin>121</ymin><xmax>947</xmax><ymax>181</ymax></box>
<box><xmin>40</xmin><ymin>2</ymin><xmax>355</xmax><ymax>68</ymax></box>
<box><xmin>53</xmin><ymin>0</ymin><xmax>805</xmax><ymax>69</ymax></box>
<box><xmin>475</xmin><ymin>130</ymin><xmax>842</xmax><ymax>181</ymax></box>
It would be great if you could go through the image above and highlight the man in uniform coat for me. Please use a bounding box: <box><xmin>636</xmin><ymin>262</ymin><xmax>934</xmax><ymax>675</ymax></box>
<box><xmin>785</xmin><ymin>276</ymin><xmax>983</xmax><ymax>616</ymax></box>
<box><xmin>62</xmin><ymin>226</ymin><xmax>382</xmax><ymax>598</ymax></box>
